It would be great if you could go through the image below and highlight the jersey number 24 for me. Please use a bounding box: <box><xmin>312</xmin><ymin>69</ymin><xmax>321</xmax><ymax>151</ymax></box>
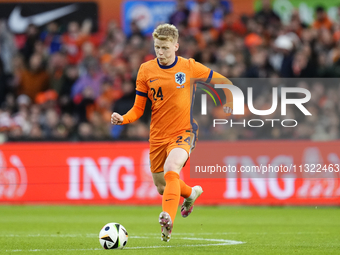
<box><xmin>151</xmin><ymin>87</ymin><xmax>163</xmax><ymax>101</ymax></box>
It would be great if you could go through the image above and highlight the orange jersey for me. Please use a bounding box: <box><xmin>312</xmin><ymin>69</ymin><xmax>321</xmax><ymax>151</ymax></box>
<box><xmin>133</xmin><ymin>56</ymin><xmax>212</xmax><ymax>142</ymax></box>
<box><xmin>121</xmin><ymin>56</ymin><xmax>233</xmax><ymax>142</ymax></box>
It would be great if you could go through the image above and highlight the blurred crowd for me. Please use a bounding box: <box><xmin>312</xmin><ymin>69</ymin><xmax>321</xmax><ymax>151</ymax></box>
<box><xmin>0</xmin><ymin>0</ymin><xmax>340</xmax><ymax>142</ymax></box>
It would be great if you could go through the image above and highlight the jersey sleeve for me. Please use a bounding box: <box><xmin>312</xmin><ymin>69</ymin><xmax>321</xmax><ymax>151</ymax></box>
<box><xmin>136</xmin><ymin>64</ymin><xmax>148</xmax><ymax>95</ymax></box>
<box><xmin>122</xmin><ymin>95</ymin><xmax>147</xmax><ymax>124</ymax></box>
<box><xmin>190</xmin><ymin>58</ymin><xmax>213</xmax><ymax>82</ymax></box>
<box><xmin>191</xmin><ymin>59</ymin><xmax>233</xmax><ymax>110</ymax></box>
<box><xmin>121</xmin><ymin>64</ymin><xmax>148</xmax><ymax>124</ymax></box>
<box><xmin>210</xmin><ymin>71</ymin><xmax>233</xmax><ymax>107</ymax></box>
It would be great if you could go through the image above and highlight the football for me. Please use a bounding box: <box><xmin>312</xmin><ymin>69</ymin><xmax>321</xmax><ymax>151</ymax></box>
<box><xmin>99</xmin><ymin>222</ymin><xmax>128</xmax><ymax>250</ymax></box>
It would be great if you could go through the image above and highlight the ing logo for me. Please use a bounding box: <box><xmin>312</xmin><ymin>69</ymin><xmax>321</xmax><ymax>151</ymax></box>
<box><xmin>0</xmin><ymin>151</ymin><xmax>27</xmax><ymax>199</ymax></box>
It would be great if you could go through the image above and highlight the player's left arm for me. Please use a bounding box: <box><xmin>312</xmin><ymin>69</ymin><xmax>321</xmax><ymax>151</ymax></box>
<box><xmin>209</xmin><ymin>71</ymin><xmax>233</xmax><ymax>116</ymax></box>
<box><xmin>191</xmin><ymin>59</ymin><xmax>233</xmax><ymax>116</ymax></box>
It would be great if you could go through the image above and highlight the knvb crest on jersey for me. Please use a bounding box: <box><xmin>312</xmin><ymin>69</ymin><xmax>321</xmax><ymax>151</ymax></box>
<box><xmin>175</xmin><ymin>72</ymin><xmax>186</xmax><ymax>87</ymax></box>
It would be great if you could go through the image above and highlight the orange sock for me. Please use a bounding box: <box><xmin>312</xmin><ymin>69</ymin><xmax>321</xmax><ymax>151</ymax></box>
<box><xmin>179</xmin><ymin>179</ymin><xmax>192</xmax><ymax>198</ymax></box>
<box><xmin>163</xmin><ymin>171</ymin><xmax>180</xmax><ymax>223</ymax></box>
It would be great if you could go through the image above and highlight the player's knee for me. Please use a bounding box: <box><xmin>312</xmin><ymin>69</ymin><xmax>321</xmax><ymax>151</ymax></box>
<box><xmin>164</xmin><ymin>162</ymin><xmax>181</xmax><ymax>173</ymax></box>
<box><xmin>156</xmin><ymin>184</ymin><xmax>165</xmax><ymax>195</ymax></box>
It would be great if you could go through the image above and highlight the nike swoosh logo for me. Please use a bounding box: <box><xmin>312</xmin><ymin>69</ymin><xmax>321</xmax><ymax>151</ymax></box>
<box><xmin>8</xmin><ymin>4</ymin><xmax>78</xmax><ymax>33</ymax></box>
<box><xmin>165</xmin><ymin>199</ymin><xmax>174</xmax><ymax>201</ymax></box>
<box><xmin>150</xmin><ymin>79</ymin><xmax>158</xmax><ymax>83</ymax></box>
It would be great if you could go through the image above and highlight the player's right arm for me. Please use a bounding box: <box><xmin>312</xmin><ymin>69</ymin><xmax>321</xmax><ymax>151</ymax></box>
<box><xmin>111</xmin><ymin>64</ymin><xmax>148</xmax><ymax>125</ymax></box>
<box><xmin>111</xmin><ymin>95</ymin><xmax>147</xmax><ymax>125</ymax></box>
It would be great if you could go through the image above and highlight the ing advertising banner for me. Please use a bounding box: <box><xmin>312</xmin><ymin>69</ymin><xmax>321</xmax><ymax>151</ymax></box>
<box><xmin>0</xmin><ymin>141</ymin><xmax>339</xmax><ymax>205</ymax></box>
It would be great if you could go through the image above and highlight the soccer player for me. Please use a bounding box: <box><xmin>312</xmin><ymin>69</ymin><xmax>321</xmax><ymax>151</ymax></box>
<box><xmin>111</xmin><ymin>24</ymin><xmax>233</xmax><ymax>242</ymax></box>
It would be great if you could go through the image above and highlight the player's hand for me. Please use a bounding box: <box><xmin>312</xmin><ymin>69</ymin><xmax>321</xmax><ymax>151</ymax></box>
<box><xmin>223</xmin><ymin>102</ymin><xmax>233</xmax><ymax>117</ymax></box>
<box><xmin>111</xmin><ymin>112</ymin><xmax>123</xmax><ymax>125</ymax></box>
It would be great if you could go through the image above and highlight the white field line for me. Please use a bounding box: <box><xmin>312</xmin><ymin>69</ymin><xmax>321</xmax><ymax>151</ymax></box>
<box><xmin>1</xmin><ymin>233</ymin><xmax>238</xmax><ymax>238</ymax></box>
<box><xmin>3</xmin><ymin>234</ymin><xmax>245</xmax><ymax>252</ymax></box>
<box><xmin>0</xmin><ymin>231</ymin><xmax>325</xmax><ymax>238</ymax></box>
<box><xmin>6</xmin><ymin>248</ymin><xmax>103</xmax><ymax>252</ymax></box>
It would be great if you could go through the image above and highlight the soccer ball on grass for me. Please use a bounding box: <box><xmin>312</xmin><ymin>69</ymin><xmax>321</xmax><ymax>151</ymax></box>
<box><xmin>99</xmin><ymin>222</ymin><xmax>128</xmax><ymax>249</ymax></box>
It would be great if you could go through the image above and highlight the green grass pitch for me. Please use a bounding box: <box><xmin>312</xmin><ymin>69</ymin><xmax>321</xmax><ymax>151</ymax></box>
<box><xmin>0</xmin><ymin>205</ymin><xmax>339</xmax><ymax>254</ymax></box>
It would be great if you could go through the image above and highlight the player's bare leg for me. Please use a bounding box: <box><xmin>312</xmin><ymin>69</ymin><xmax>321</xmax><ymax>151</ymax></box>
<box><xmin>159</xmin><ymin>148</ymin><xmax>187</xmax><ymax>242</ymax></box>
<box><xmin>152</xmin><ymin>172</ymin><xmax>166</xmax><ymax>195</ymax></box>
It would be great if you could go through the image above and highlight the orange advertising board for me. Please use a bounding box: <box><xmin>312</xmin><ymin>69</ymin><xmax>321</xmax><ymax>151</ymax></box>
<box><xmin>0</xmin><ymin>141</ymin><xmax>339</xmax><ymax>205</ymax></box>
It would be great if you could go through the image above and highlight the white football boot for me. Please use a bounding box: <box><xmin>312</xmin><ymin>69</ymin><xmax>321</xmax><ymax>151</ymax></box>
<box><xmin>181</xmin><ymin>185</ymin><xmax>203</xmax><ymax>218</ymax></box>
<box><xmin>159</xmin><ymin>211</ymin><xmax>173</xmax><ymax>242</ymax></box>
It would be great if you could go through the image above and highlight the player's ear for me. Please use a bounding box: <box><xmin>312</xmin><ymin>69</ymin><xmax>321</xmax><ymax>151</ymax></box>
<box><xmin>174</xmin><ymin>42</ymin><xmax>179</xmax><ymax>52</ymax></box>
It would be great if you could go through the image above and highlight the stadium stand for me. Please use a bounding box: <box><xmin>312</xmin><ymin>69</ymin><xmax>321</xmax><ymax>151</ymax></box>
<box><xmin>0</xmin><ymin>1</ymin><xmax>340</xmax><ymax>142</ymax></box>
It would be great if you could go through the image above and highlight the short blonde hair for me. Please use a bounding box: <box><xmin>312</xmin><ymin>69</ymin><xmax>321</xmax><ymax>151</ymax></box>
<box><xmin>152</xmin><ymin>24</ymin><xmax>179</xmax><ymax>43</ymax></box>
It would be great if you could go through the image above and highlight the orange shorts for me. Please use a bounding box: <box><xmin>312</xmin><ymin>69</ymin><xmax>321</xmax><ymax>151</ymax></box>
<box><xmin>150</xmin><ymin>130</ymin><xmax>198</xmax><ymax>173</ymax></box>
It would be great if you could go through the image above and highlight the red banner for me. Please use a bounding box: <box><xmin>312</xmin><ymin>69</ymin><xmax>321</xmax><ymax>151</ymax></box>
<box><xmin>0</xmin><ymin>141</ymin><xmax>339</xmax><ymax>205</ymax></box>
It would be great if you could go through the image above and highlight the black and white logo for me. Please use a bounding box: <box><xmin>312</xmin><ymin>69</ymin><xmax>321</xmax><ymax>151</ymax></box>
<box><xmin>0</xmin><ymin>2</ymin><xmax>98</xmax><ymax>33</ymax></box>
